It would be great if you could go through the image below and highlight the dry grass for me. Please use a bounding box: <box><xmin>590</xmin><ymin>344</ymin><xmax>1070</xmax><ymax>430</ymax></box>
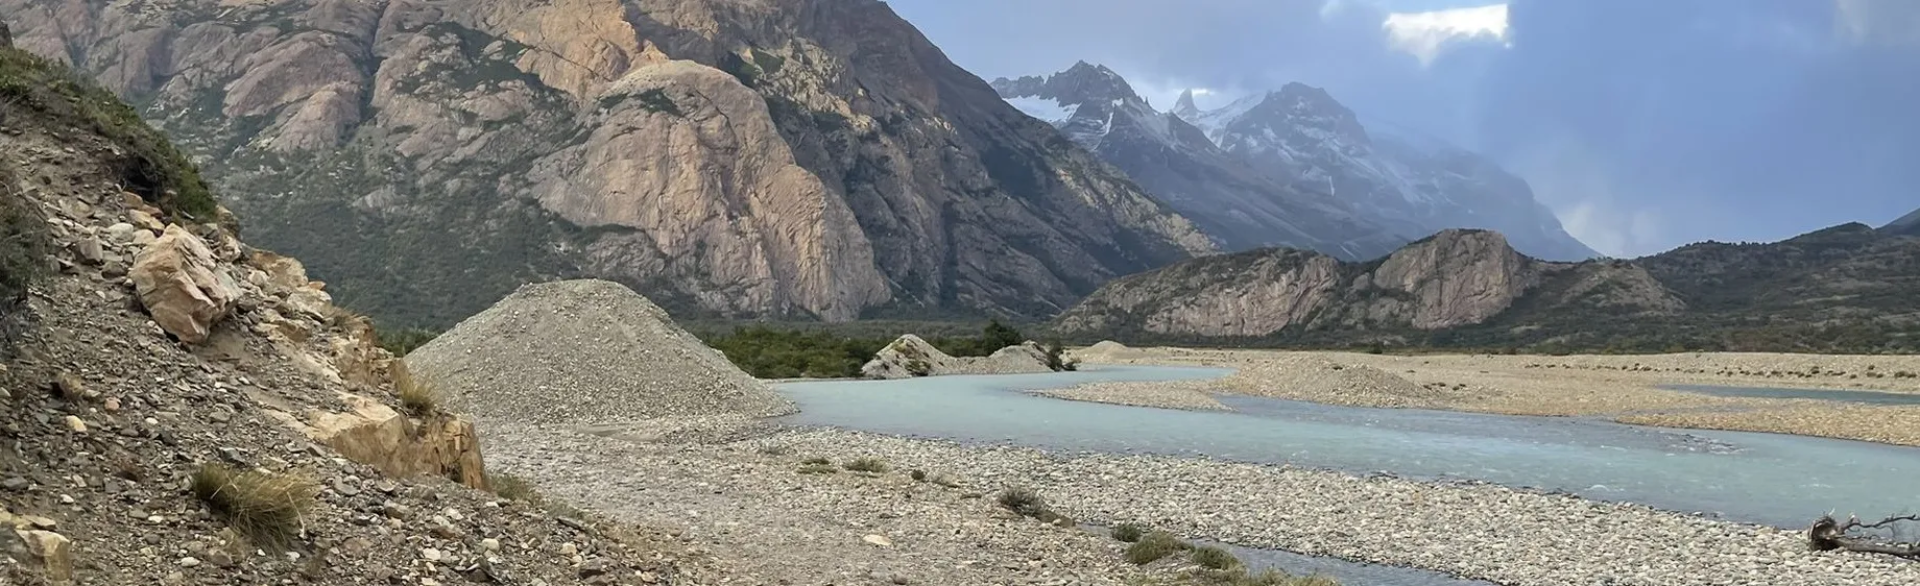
<box><xmin>189</xmin><ymin>463</ymin><xmax>318</xmax><ymax>551</ymax></box>
<box><xmin>1190</xmin><ymin>545</ymin><xmax>1240</xmax><ymax>570</ymax></box>
<box><xmin>390</xmin><ymin>359</ymin><xmax>438</xmax><ymax>416</ymax></box>
<box><xmin>1125</xmin><ymin>531</ymin><xmax>1190</xmax><ymax>565</ymax></box>
<box><xmin>798</xmin><ymin>463</ymin><xmax>839</xmax><ymax>475</ymax></box>
<box><xmin>1192</xmin><ymin>568</ymin><xmax>1339</xmax><ymax>586</ymax></box>
<box><xmin>1111</xmin><ymin>523</ymin><xmax>1146</xmax><ymax>543</ymax></box>
<box><xmin>842</xmin><ymin>457</ymin><xmax>887</xmax><ymax>473</ymax></box>
<box><xmin>487</xmin><ymin>471</ymin><xmax>538</xmax><ymax>502</ymax></box>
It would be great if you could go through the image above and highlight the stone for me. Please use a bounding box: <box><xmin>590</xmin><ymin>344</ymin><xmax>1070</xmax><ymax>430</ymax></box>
<box><xmin>128</xmin><ymin>209</ymin><xmax>164</xmax><ymax>233</ymax></box>
<box><xmin>265</xmin><ymin>395</ymin><xmax>487</xmax><ymax>490</ymax></box>
<box><xmin>9</xmin><ymin>529</ymin><xmax>75</xmax><ymax>583</ymax></box>
<box><xmin>862</xmin><ymin>534</ymin><xmax>893</xmax><ymax>547</ymax></box>
<box><xmin>2</xmin><ymin>477</ymin><xmax>29</xmax><ymax>491</ymax></box>
<box><xmin>577</xmin><ymin>558</ymin><xmax>610</xmax><ymax>578</ymax></box>
<box><xmin>103</xmin><ymin>397</ymin><xmax>121</xmax><ymax>412</ymax></box>
<box><xmin>105</xmin><ymin>222</ymin><xmax>138</xmax><ymax>243</ymax></box>
<box><xmin>130</xmin><ymin>225</ymin><xmax>238</xmax><ymax>344</ymax></box>
<box><xmin>481</xmin><ymin>538</ymin><xmax>501</xmax><ymax>551</ymax></box>
<box><xmin>178</xmin><ymin>556</ymin><xmax>201</xmax><ymax>567</ymax></box>
<box><xmin>73</xmin><ymin>237</ymin><xmax>105</xmax><ymax>265</ymax></box>
<box><xmin>63</xmin><ymin>416</ymin><xmax>86</xmax><ymax>433</ymax></box>
<box><xmin>52</xmin><ymin>373</ymin><xmax>85</xmax><ymax>400</ymax></box>
<box><xmin>421</xmin><ymin>548</ymin><xmax>442</xmax><ymax>562</ymax></box>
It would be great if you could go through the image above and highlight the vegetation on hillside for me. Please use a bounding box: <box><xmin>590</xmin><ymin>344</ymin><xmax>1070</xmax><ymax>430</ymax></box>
<box><xmin>0</xmin><ymin>46</ymin><xmax>217</xmax><ymax>219</ymax></box>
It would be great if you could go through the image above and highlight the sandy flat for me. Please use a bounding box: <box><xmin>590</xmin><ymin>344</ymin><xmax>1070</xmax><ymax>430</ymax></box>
<box><xmin>1068</xmin><ymin>346</ymin><xmax>1920</xmax><ymax>446</ymax></box>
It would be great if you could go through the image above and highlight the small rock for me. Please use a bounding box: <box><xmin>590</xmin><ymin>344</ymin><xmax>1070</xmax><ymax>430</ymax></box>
<box><xmin>559</xmin><ymin>542</ymin><xmax>578</xmax><ymax>556</ymax></box>
<box><xmin>106</xmin><ymin>222</ymin><xmax>137</xmax><ymax>243</ymax></box>
<box><xmin>382</xmin><ymin>501</ymin><xmax>412</xmax><ymax>519</ymax></box>
<box><xmin>578</xmin><ymin>558</ymin><xmax>610</xmax><ymax>578</ymax></box>
<box><xmin>421</xmin><ymin>548</ymin><xmax>443</xmax><ymax>562</ymax></box>
<box><xmin>64</xmin><ymin>416</ymin><xmax>87</xmax><ymax>433</ymax></box>
<box><xmin>74</xmin><ymin>237</ymin><xmax>105</xmax><ymax>264</ymax></box>
<box><xmin>481</xmin><ymin>538</ymin><xmax>501</xmax><ymax>551</ymax></box>
<box><xmin>3</xmin><ymin>477</ymin><xmax>30</xmax><ymax>491</ymax></box>
<box><xmin>178</xmin><ymin>556</ymin><xmax>201</xmax><ymax>567</ymax></box>
<box><xmin>205</xmin><ymin>548</ymin><xmax>235</xmax><ymax>567</ymax></box>
<box><xmin>103</xmin><ymin>397</ymin><xmax>122</xmax><ymax>412</ymax></box>
<box><xmin>332</xmin><ymin>479</ymin><xmax>360</xmax><ymax>496</ymax></box>
<box><xmin>863</xmin><ymin>534</ymin><xmax>893</xmax><ymax>548</ymax></box>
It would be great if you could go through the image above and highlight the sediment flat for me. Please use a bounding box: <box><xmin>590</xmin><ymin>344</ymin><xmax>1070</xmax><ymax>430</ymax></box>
<box><xmin>1066</xmin><ymin>347</ymin><xmax>1920</xmax><ymax>446</ymax></box>
<box><xmin>1036</xmin><ymin>380</ymin><xmax>1232</xmax><ymax>411</ymax></box>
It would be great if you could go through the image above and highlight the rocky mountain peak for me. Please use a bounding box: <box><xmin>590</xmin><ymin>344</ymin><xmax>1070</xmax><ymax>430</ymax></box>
<box><xmin>1235</xmin><ymin>82</ymin><xmax>1372</xmax><ymax>148</ymax></box>
<box><xmin>1172</xmin><ymin>89</ymin><xmax>1200</xmax><ymax>120</ymax></box>
<box><xmin>1882</xmin><ymin>207</ymin><xmax>1920</xmax><ymax>237</ymax></box>
<box><xmin>990</xmin><ymin>61</ymin><xmax>1142</xmax><ymax>108</ymax></box>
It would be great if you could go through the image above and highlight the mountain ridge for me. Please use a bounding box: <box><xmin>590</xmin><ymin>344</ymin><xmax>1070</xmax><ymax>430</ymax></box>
<box><xmin>7</xmin><ymin>0</ymin><xmax>1213</xmax><ymax>328</ymax></box>
<box><xmin>1055</xmin><ymin>223</ymin><xmax>1920</xmax><ymax>353</ymax></box>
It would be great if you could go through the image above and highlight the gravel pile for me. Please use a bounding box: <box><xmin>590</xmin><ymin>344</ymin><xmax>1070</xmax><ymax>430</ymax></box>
<box><xmin>1224</xmin><ymin>355</ymin><xmax>1463</xmax><ymax>407</ymax></box>
<box><xmin>861</xmin><ymin>335</ymin><xmax>1054</xmax><ymax>379</ymax></box>
<box><xmin>406</xmin><ymin>279</ymin><xmax>795</xmax><ymax>423</ymax></box>
<box><xmin>752</xmin><ymin>429</ymin><xmax>1920</xmax><ymax>586</ymax></box>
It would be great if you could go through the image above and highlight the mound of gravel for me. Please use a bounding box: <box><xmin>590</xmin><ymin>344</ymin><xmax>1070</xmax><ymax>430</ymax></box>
<box><xmin>1225</xmin><ymin>356</ymin><xmax>1442</xmax><ymax>407</ymax></box>
<box><xmin>861</xmin><ymin>336</ymin><xmax>1056</xmax><ymax>379</ymax></box>
<box><xmin>406</xmin><ymin>280</ymin><xmax>796</xmax><ymax>423</ymax></box>
<box><xmin>1072</xmin><ymin>340</ymin><xmax>1135</xmax><ymax>363</ymax></box>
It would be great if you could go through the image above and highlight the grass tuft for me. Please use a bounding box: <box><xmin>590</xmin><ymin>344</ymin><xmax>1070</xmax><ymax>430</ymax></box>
<box><xmin>487</xmin><ymin>471</ymin><xmax>538</xmax><ymax>502</ymax></box>
<box><xmin>1193</xmin><ymin>568</ymin><xmax>1339</xmax><ymax>586</ymax></box>
<box><xmin>843</xmin><ymin>457</ymin><xmax>887</xmax><ymax>473</ymax></box>
<box><xmin>1190</xmin><ymin>545</ymin><xmax>1240</xmax><ymax>570</ymax></box>
<box><xmin>390</xmin><ymin>359</ymin><xmax>438</xmax><ymax>416</ymax></box>
<box><xmin>758</xmin><ymin>444</ymin><xmax>794</xmax><ymax>456</ymax></box>
<box><xmin>908</xmin><ymin>469</ymin><xmax>927</xmax><ymax>481</ymax></box>
<box><xmin>1124</xmin><ymin>531</ymin><xmax>1189</xmax><ymax>565</ymax></box>
<box><xmin>997</xmin><ymin>487</ymin><xmax>1047</xmax><ymax>517</ymax></box>
<box><xmin>798</xmin><ymin>463</ymin><xmax>839</xmax><ymax>475</ymax></box>
<box><xmin>801</xmin><ymin>456</ymin><xmax>830</xmax><ymax>466</ymax></box>
<box><xmin>189</xmin><ymin>463</ymin><xmax>317</xmax><ymax>551</ymax></box>
<box><xmin>1111</xmin><ymin>523</ymin><xmax>1145</xmax><ymax>543</ymax></box>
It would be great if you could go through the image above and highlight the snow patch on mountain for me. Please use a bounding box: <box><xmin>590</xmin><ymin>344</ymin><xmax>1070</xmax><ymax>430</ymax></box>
<box><xmin>1006</xmin><ymin>96</ymin><xmax>1077</xmax><ymax>123</ymax></box>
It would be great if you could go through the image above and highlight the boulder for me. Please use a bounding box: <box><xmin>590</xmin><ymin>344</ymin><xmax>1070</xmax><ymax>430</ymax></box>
<box><xmin>130</xmin><ymin>225</ymin><xmax>238</xmax><ymax>344</ymax></box>
<box><xmin>270</xmin><ymin>394</ymin><xmax>486</xmax><ymax>490</ymax></box>
<box><xmin>980</xmin><ymin>341</ymin><xmax>1056</xmax><ymax>374</ymax></box>
<box><xmin>3</xmin><ymin>528</ymin><xmax>75</xmax><ymax>584</ymax></box>
<box><xmin>860</xmin><ymin>335</ymin><xmax>955</xmax><ymax>379</ymax></box>
<box><xmin>247</xmin><ymin>250</ymin><xmax>313</xmax><ymax>293</ymax></box>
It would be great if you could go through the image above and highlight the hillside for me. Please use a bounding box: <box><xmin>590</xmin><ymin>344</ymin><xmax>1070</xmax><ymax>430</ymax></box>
<box><xmin>1884</xmin><ymin>207</ymin><xmax>1920</xmax><ymax>237</ymax></box>
<box><xmin>0</xmin><ymin>34</ymin><xmax>718</xmax><ymax>583</ymax></box>
<box><xmin>1055</xmin><ymin>225</ymin><xmax>1920</xmax><ymax>353</ymax></box>
<box><xmin>5</xmin><ymin>0</ymin><xmax>1212</xmax><ymax>328</ymax></box>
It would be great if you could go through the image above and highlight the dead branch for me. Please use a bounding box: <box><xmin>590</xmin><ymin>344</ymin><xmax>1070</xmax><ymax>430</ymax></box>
<box><xmin>1809</xmin><ymin>515</ymin><xmax>1920</xmax><ymax>560</ymax></box>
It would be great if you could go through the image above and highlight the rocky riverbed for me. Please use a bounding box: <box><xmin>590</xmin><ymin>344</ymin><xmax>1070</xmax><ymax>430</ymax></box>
<box><xmin>1036</xmin><ymin>380</ymin><xmax>1231</xmax><ymax>411</ymax></box>
<box><xmin>485</xmin><ymin>422</ymin><xmax>1920</xmax><ymax>586</ymax></box>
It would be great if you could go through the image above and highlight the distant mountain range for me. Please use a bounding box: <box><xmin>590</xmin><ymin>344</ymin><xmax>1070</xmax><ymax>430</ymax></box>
<box><xmin>1053</xmin><ymin>221</ymin><xmax>1920</xmax><ymax>353</ymax></box>
<box><xmin>992</xmin><ymin>62</ymin><xmax>1599</xmax><ymax>262</ymax></box>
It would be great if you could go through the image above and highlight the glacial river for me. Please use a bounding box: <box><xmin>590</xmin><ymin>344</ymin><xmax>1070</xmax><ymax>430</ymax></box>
<box><xmin>773</xmin><ymin>366</ymin><xmax>1920</xmax><ymax>584</ymax></box>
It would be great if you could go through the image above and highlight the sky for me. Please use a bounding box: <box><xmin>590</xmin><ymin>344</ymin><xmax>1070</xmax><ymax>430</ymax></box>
<box><xmin>884</xmin><ymin>0</ymin><xmax>1920</xmax><ymax>257</ymax></box>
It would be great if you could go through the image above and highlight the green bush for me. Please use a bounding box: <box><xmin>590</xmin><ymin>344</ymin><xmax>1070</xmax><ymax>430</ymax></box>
<box><xmin>1124</xmin><ymin>531</ymin><xmax>1189</xmax><ymax>565</ymax></box>
<box><xmin>1110</xmin><ymin>523</ymin><xmax>1145</xmax><ymax>542</ymax></box>
<box><xmin>376</xmin><ymin>326</ymin><xmax>440</xmax><ymax>357</ymax></box>
<box><xmin>1190</xmin><ymin>545</ymin><xmax>1240</xmax><ymax>570</ymax></box>
<box><xmin>0</xmin><ymin>47</ymin><xmax>216</xmax><ymax>219</ymax></box>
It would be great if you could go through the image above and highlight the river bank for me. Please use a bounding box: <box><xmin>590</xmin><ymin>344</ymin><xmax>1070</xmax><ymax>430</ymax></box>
<box><xmin>484</xmin><ymin>420</ymin><xmax>1919</xmax><ymax>586</ymax></box>
<box><xmin>1063</xmin><ymin>346</ymin><xmax>1920</xmax><ymax>446</ymax></box>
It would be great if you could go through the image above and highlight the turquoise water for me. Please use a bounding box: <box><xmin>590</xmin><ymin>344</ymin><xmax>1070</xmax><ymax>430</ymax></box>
<box><xmin>776</xmin><ymin>366</ymin><xmax>1920</xmax><ymax>530</ymax></box>
<box><xmin>1664</xmin><ymin>383</ymin><xmax>1920</xmax><ymax>406</ymax></box>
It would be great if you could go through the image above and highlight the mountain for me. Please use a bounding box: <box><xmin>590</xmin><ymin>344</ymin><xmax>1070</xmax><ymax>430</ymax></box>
<box><xmin>1175</xmin><ymin>82</ymin><xmax>1600</xmax><ymax>262</ymax></box>
<box><xmin>1884</xmin><ymin>208</ymin><xmax>1920</xmax><ymax>237</ymax></box>
<box><xmin>990</xmin><ymin>63</ymin><xmax>1404</xmax><ymax>260</ymax></box>
<box><xmin>3</xmin><ymin>0</ymin><xmax>1212</xmax><ymax>328</ymax></box>
<box><xmin>1055</xmin><ymin>226</ymin><xmax>1920</xmax><ymax>353</ymax></box>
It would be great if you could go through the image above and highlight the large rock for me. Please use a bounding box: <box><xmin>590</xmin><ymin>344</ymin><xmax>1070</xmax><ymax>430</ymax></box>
<box><xmin>1</xmin><ymin>523</ymin><xmax>74</xmax><ymax>584</ymax></box>
<box><xmin>130</xmin><ymin>225</ymin><xmax>238</xmax><ymax>344</ymax></box>
<box><xmin>269</xmin><ymin>393</ymin><xmax>487</xmax><ymax>490</ymax></box>
<box><xmin>860</xmin><ymin>335</ymin><xmax>955</xmax><ymax>379</ymax></box>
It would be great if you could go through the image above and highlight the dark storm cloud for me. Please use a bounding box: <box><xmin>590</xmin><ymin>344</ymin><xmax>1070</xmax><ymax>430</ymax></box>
<box><xmin>887</xmin><ymin>0</ymin><xmax>1920</xmax><ymax>256</ymax></box>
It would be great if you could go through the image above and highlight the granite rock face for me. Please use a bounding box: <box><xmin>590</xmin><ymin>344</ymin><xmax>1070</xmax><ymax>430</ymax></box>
<box><xmin>12</xmin><ymin>0</ymin><xmax>1212</xmax><ymax>326</ymax></box>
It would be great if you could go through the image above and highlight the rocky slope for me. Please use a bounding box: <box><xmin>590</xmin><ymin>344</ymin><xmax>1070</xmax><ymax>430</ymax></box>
<box><xmin>0</xmin><ymin>37</ymin><xmax>719</xmax><ymax>584</ymax></box>
<box><xmin>1057</xmin><ymin>223</ymin><xmax>1920</xmax><ymax>352</ymax></box>
<box><xmin>991</xmin><ymin>63</ymin><xmax>1402</xmax><ymax>259</ymax></box>
<box><xmin>1883</xmin><ymin>207</ymin><xmax>1920</xmax><ymax>237</ymax></box>
<box><xmin>5</xmin><ymin>0</ymin><xmax>1212</xmax><ymax>328</ymax></box>
<box><xmin>1174</xmin><ymin>84</ymin><xmax>1599</xmax><ymax>262</ymax></box>
<box><xmin>1054</xmin><ymin>229</ymin><xmax>1671</xmax><ymax>339</ymax></box>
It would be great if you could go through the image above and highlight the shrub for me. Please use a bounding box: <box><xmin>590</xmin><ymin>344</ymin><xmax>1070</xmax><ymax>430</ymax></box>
<box><xmin>843</xmin><ymin>458</ymin><xmax>887</xmax><ymax>473</ymax></box>
<box><xmin>997</xmin><ymin>487</ymin><xmax>1047</xmax><ymax>517</ymax></box>
<box><xmin>1190</xmin><ymin>545</ymin><xmax>1240</xmax><ymax>570</ymax></box>
<box><xmin>390</xmin><ymin>360</ymin><xmax>438</xmax><ymax>415</ymax></box>
<box><xmin>798</xmin><ymin>463</ymin><xmax>838</xmax><ymax>475</ymax></box>
<box><xmin>908</xmin><ymin>469</ymin><xmax>927</xmax><ymax>481</ymax></box>
<box><xmin>487</xmin><ymin>472</ymin><xmax>538</xmax><ymax>502</ymax></box>
<box><xmin>801</xmin><ymin>457</ymin><xmax>830</xmax><ymax>466</ymax></box>
<box><xmin>758</xmin><ymin>444</ymin><xmax>794</xmax><ymax>456</ymax></box>
<box><xmin>375</xmin><ymin>327</ymin><xmax>439</xmax><ymax>357</ymax></box>
<box><xmin>189</xmin><ymin>463</ymin><xmax>318</xmax><ymax>551</ymax></box>
<box><xmin>1124</xmin><ymin>531</ymin><xmax>1189</xmax><ymax>565</ymax></box>
<box><xmin>1110</xmin><ymin>523</ymin><xmax>1145</xmax><ymax>543</ymax></box>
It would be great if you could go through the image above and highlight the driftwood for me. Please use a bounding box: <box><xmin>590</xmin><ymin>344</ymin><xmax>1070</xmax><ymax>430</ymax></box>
<box><xmin>1809</xmin><ymin>515</ymin><xmax>1920</xmax><ymax>559</ymax></box>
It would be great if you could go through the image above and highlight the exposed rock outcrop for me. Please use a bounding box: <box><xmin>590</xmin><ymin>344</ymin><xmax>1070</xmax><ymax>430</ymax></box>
<box><xmin>860</xmin><ymin>335</ymin><xmax>1056</xmax><ymax>379</ymax></box>
<box><xmin>1056</xmin><ymin>229</ymin><xmax>1684</xmax><ymax>340</ymax></box>
<box><xmin>16</xmin><ymin>0</ymin><xmax>1213</xmax><ymax>327</ymax></box>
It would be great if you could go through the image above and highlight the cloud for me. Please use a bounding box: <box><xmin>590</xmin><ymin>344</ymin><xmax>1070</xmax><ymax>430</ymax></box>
<box><xmin>1383</xmin><ymin>3</ymin><xmax>1509</xmax><ymax>65</ymax></box>
<box><xmin>887</xmin><ymin>0</ymin><xmax>1920</xmax><ymax>253</ymax></box>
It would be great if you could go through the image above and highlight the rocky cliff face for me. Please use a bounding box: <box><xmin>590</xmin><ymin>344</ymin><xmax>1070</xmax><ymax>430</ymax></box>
<box><xmin>1055</xmin><ymin>229</ymin><xmax>1679</xmax><ymax>339</ymax></box>
<box><xmin>1060</xmin><ymin>221</ymin><xmax>1920</xmax><ymax>352</ymax></box>
<box><xmin>991</xmin><ymin>63</ymin><xmax>1403</xmax><ymax>260</ymax></box>
<box><xmin>7</xmin><ymin>0</ymin><xmax>1211</xmax><ymax>327</ymax></box>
